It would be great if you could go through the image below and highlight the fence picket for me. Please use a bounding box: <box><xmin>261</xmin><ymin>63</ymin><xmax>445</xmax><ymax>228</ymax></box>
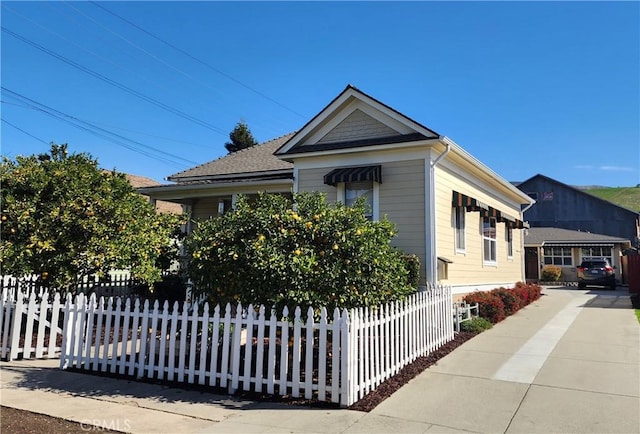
<box><xmin>209</xmin><ymin>304</ymin><xmax>221</xmax><ymax>387</ymax></box>
<box><xmin>128</xmin><ymin>299</ymin><xmax>141</xmax><ymax>376</ymax></box>
<box><xmin>45</xmin><ymin>281</ymin><xmax>456</xmax><ymax>407</ymax></box>
<box><xmin>146</xmin><ymin>300</ymin><xmax>160</xmax><ymax>379</ymax></box>
<box><xmin>48</xmin><ymin>292</ymin><xmax>62</xmax><ymax>358</ymax></box>
<box><xmin>177</xmin><ymin>302</ymin><xmax>189</xmax><ymax>382</ymax></box>
<box><xmin>187</xmin><ymin>303</ymin><xmax>199</xmax><ymax>384</ymax></box>
<box><xmin>304</xmin><ymin>306</ymin><xmax>314</xmax><ymax>400</ymax></box>
<box><xmin>278</xmin><ymin>306</ymin><xmax>289</xmax><ymax>395</ymax></box>
<box><xmin>220</xmin><ymin>303</ymin><xmax>231</xmax><ymax>389</ymax></box>
<box><xmin>198</xmin><ymin>303</ymin><xmax>209</xmax><ymax>385</ymax></box>
<box><xmin>317</xmin><ymin>308</ymin><xmax>327</xmax><ymax>402</ymax></box>
<box><xmin>109</xmin><ymin>298</ymin><xmax>122</xmax><ymax>374</ymax></box>
<box><xmin>291</xmin><ymin>306</ymin><xmax>302</xmax><ymax>398</ymax></box>
<box><xmin>255</xmin><ymin>306</ymin><xmax>266</xmax><ymax>392</ymax></box>
<box><xmin>229</xmin><ymin>302</ymin><xmax>244</xmax><ymax>394</ymax></box>
<box><xmin>167</xmin><ymin>301</ymin><xmax>179</xmax><ymax>382</ymax></box>
<box><xmin>266</xmin><ymin>308</ymin><xmax>277</xmax><ymax>395</ymax></box>
<box><xmin>242</xmin><ymin>304</ymin><xmax>255</xmax><ymax>392</ymax></box>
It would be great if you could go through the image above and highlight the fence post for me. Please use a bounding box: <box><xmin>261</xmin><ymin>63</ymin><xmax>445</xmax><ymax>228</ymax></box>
<box><xmin>8</xmin><ymin>290</ymin><xmax>25</xmax><ymax>361</ymax></box>
<box><xmin>59</xmin><ymin>293</ymin><xmax>73</xmax><ymax>369</ymax></box>
<box><xmin>340</xmin><ymin>308</ymin><xmax>351</xmax><ymax>407</ymax></box>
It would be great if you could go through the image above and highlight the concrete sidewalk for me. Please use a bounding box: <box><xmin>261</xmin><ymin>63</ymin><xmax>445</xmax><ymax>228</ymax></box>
<box><xmin>1</xmin><ymin>286</ymin><xmax>639</xmax><ymax>433</ymax></box>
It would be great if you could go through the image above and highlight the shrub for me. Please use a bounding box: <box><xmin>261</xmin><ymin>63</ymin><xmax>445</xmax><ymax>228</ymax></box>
<box><xmin>541</xmin><ymin>265</ymin><xmax>562</xmax><ymax>281</ymax></box>
<box><xmin>461</xmin><ymin>317</ymin><xmax>493</xmax><ymax>333</ymax></box>
<box><xmin>463</xmin><ymin>291</ymin><xmax>505</xmax><ymax>324</ymax></box>
<box><xmin>185</xmin><ymin>192</ymin><xmax>415</xmax><ymax>313</ymax></box>
<box><xmin>402</xmin><ymin>254</ymin><xmax>421</xmax><ymax>288</ymax></box>
<box><xmin>492</xmin><ymin>287</ymin><xmax>520</xmax><ymax>316</ymax></box>
<box><xmin>519</xmin><ymin>281</ymin><xmax>542</xmax><ymax>301</ymax></box>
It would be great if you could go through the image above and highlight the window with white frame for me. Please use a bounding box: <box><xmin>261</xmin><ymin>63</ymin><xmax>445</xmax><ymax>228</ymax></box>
<box><xmin>482</xmin><ymin>217</ymin><xmax>497</xmax><ymax>264</ymax></box>
<box><xmin>454</xmin><ymin>206</ymin><xmax>466</xmax><ymax>252</ymax></box>
<box><xmin>543</xmin><ymin>247</ymin><xmax>573</xmax><ymax>266</ymax></box>
<box><xmin>344</xmin><ymin>181</ymin><xmax>374</xmax><ymax>220</ymax></box>
<box><xmin>506</xmin><ymin>227</ymin><xmax>513</xmax><ymax>258</ymax></box>
<box><xmin>581</xmin><ymin>246</ymin><xmax>613</xmax><ymax>265</ymax></box>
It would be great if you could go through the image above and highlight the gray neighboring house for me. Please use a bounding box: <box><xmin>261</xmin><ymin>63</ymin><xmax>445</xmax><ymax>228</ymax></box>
<box><xmin>524</xmin><ymin>227</ymin><xmax>631</xmax><ymax>282</ymax></box>
<box><xmin>516</xmin><ymin>174</ymin><xmax>640</xmax><ymax>248</ymax></box>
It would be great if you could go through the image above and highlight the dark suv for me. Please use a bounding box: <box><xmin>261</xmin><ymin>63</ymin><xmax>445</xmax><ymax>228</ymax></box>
<box><xmin>577</xmin><ymin>258</ymin><xmax>616</xmax><ymax>290</ymax></box>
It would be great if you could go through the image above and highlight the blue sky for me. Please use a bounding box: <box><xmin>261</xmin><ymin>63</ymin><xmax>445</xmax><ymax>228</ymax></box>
<box><xmin>2</xmin><ymin>1</ymin><xmax>639</xmax><ymax>187</ymax></box>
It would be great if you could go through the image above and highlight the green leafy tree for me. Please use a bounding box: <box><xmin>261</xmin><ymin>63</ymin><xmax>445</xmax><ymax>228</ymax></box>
<box><xmin>224</xmin><ymin>121</ymin><xmax>258</xmax><ymax>153</ymax></box>
<box><xmin>185</xmin><ymin>192</ymin><xmax>416</xmax><ymax>313</ymax></box>
<box><xmin>0</xmin><ymin>144</ymin><xmax>184</xmax><ymax>293</ymax></box>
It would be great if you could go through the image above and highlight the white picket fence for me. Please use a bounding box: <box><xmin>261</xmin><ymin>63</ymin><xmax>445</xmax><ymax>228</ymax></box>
<box><xmin>0</xmin><ymin>288</ymin><xmax>64</xmax><ymax>361</ymax></box>
<box><xmin>59</xmin><ymin>284</ymin><xmax>453</xmax><ymax>407</ymax></box>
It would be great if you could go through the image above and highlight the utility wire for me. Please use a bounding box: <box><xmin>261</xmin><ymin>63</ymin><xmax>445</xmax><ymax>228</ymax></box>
<box><xmin>90</xmin><ymin>1</ymin><xmax>306</xmax><ymax>119</ymax></box>
<box><xmin>2</xmin><ymin>26</ymin><xmax>228</xmax><ymax>136</ymax></box>
<box><xmin>3</xmin><ymin>99</ymin><xmax>207</xmax><ymax>149</ymax></box>
<box><xmin>2</xmin><ymin>87</ymin><xmax>198</xmax><ymax>167</ymax></box>
<box><xmin>1</xmin><ymin>118</ymin><xmax>50</xmax><ymax>145</ymax></box>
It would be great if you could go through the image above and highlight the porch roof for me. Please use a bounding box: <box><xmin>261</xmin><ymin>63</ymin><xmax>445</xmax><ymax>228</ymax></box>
<box><xmin>524</xmin><ymin>227</ymin><xmax>631</xmax><ymax>247</ymax></box>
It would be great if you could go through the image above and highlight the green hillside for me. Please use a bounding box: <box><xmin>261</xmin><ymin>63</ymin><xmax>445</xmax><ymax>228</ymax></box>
<box><xmin>584</xmin><ymin>186</ymin><xmax>640</xmax><ymax>212</ymax></box>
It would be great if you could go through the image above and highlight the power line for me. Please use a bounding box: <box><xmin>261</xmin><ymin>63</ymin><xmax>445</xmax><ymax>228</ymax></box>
<box><xmin>2</xmin><ymin>87</ymin><xmax>199</xmax><ymax>167</ymax></box>
<box><xmin>89</xmin><ymin>1</ymin><xmax>307</xmax><ymax>119</ymax></box>
<box><xmin>1</xmin><ymin>118</ymin><xmax>50</xmax><ymax>145</ymax></box>
<box><xmin>2</xmin><ymin>26</ymin><xmax>228</xmax><ymax>136</ymax></box>
<box><xmin>3</xmin><ymin>98</ymin><xmax>208</xmax><ymax>149</ymax></box>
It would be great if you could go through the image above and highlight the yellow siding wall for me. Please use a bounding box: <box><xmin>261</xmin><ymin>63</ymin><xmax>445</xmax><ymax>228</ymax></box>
<box><xmin>297</xmin><ymin>168</ymin><xmax>338</xmax><ymax>203</ymax></box>
<box><xmin>435</xmin><ymin>165</ymin><xmax>524</xmax><ymax>287</ymax></box>
<box><xmin>298</xmin><ymin>160</ymin><xmax>427</xmax><ymax>281</ymax></box>
<box><xmin>192</xmin><ymin>197</ymin><xmax>220</xmax><ymax>221</ymax></box>
<box><xmin>379</xmin><ymin>160</ymin><xmax>426</xmax><ymax>273</ymax></box>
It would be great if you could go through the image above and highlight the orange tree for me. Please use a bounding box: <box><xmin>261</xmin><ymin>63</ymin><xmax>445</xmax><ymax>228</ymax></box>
<box><xmin>0</xmin><ymin>144</ymin><xmax>184</xmax><ymax>293</ymax></box>
<box><xmin>185</xmin><ymin>192</ymin><xmax>417</xmax><ymax>312</ymax></box>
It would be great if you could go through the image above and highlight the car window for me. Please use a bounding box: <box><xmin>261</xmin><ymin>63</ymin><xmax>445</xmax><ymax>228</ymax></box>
<box><xmin>580</xmin><ymin>261</ymin><xmax>607</xmax><ymax>268</ymax></box>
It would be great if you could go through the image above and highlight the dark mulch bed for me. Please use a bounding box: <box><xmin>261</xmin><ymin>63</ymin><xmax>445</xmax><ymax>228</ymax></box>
<box><xmin>0</xmin><ymin>406</ymin><xmax>122</xmax><ymax>434</ymax></box>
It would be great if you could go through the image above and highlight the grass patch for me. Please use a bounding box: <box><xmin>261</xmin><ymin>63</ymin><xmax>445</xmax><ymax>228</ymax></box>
<box><xmin>635</xmin><ymin>309</ymin><xmax>640</xmax><ymax>325</ymax></box>
<box><xmin>584</xmin><ymin>186</ymin><xmax>640</xmax><ymax>212</ymax></box>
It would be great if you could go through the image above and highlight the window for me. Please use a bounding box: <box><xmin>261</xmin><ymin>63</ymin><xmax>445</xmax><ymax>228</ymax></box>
<box><xmin>543</xmin><ymin>247</ymin><xmax>573</xmax><ymax>266</ymax></box>
<box><xmin>454</xmin><ymin>206</ymin><xmax>466</xmax><ymax>252</ymax></box>
<box><xmin>506</xmin><ymin>227</ymin><xmax>513</xmax><ymax>258</ymax></box>
<box><xmin>345</xmin><ymin>181</ymin><xmax>374</xmax><ymax>220</ymax></box>
<box><xmin>581</xmin><ymin>246</ymin><xmax>613</xmax><ymax>266</ymax></box>
<box><xmin>482</xmin><ymin>217</ymin><xmax>497</xmax><ymax>264</ymax></box>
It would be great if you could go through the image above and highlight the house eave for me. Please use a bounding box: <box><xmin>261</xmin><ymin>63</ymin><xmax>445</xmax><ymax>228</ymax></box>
<box><xmin>278</xmin><ymin>138</ymin><xmax>441</xmax><ymax>162</ymax></box>
<box><xmin>138</xmin><ymin>178</ymin><xmax>293</xmax><ymax>201</ymax></box>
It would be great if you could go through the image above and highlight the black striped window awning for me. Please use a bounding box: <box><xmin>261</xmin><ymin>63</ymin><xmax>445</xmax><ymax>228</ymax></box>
<box><xmin>452</xmin><ymin>191</ymin><xmax>528</xmax><ymax>229</ymax></box>
<box><xmin>451</xmin><ymin>191</ymin><xmax>488</xmax><ymax>212</ymax></box>
<box><xmin>324</xmin><ymin>165</ymin><xmax>382</xmax><ymax>186</ymax></box>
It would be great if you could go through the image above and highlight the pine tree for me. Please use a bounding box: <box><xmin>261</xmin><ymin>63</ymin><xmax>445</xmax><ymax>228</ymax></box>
<box><xmin>224</xmin><ymin>121</ymin><xmax>258</xmax><ymax>153</ymax></box>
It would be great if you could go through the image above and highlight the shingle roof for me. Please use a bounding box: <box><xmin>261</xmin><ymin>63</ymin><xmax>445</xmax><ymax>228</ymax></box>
<box><xmin>168</xmin><ymin>133</ymin><xmax>296</xmax><ymax>181</ymax></box>
<box><xmin>124</xmin><ymin>173</ymin><xmax>183</xmax><ymax>214</ymax></box>
<box><xmin>524</xmin><ymin>227</ymin><xmax>630</xmax><ymax>246</ymax></box>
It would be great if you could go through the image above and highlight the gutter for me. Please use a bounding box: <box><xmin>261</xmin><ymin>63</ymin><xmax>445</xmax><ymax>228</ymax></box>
<box><xmin>434</xmin><ymin>136</ymin><xmax>453</xmax><ymax>166</ymax></box>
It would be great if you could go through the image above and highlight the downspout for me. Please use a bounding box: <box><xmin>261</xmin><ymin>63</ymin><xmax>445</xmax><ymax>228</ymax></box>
<box><xmin>425</xmin><ymin>136</ymin><xmax>452</xmax><ymax>284</ymax></box>
<box><xmin>520</xmin><ymin>196</ymin><xmax>536</xmax><ymax>282</ymax></box>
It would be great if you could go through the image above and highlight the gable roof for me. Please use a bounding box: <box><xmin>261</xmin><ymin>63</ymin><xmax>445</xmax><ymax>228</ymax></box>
<box><xmin>524</xmin><ymin>227</ymin><xmax>631</xmax><ymax>246</ymax></box>
<box><xmin>275</xmin><ymin>85</ymin><xmax>440</xmax><ymax>157</ymax></box>
<box><xmin>518</xmin><ymin>174</ymin><xmax>640</xmax><ymax>216</ymax></box>
<box><xmin>168</xmin><ymin>133</ymin><xmax>296</xmax><ymax>182</ymax></box>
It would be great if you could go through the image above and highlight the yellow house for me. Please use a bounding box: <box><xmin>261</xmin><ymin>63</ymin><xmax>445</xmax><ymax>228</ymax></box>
<box><xmin>141</xmin><ymin>85</ymin><xmax>534</xmax><ymax>295</ymax></box>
